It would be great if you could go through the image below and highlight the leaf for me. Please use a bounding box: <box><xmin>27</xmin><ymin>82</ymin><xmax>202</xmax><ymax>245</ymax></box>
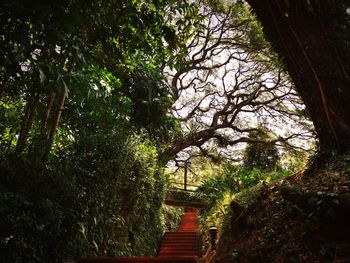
<box><xmin>332</xmin><ymin>199</ymin><xmax>339</xmax><ymax>205</ymax></box>
<box><xmin>38</xmin><ymin>66</ymin><xmax>47</xmax><ymax>84</ymax></box>
<box><xmin>92</xmin><ymin>240</ymin><xmax>99</xmax><ymax>252</ymax></box>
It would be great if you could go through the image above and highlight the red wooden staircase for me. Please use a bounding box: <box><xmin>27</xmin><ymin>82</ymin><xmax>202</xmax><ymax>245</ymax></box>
<box><xmin>78</xmin><ymin>209</ymin><xmax>200</xmax><ymax>263</ymax></box>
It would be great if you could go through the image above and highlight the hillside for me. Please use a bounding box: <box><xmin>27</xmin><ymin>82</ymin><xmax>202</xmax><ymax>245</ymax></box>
<box><xmin>214</xmin><ymin>155</ymin><xmax>350</xmax><ymax>262</ymax></box>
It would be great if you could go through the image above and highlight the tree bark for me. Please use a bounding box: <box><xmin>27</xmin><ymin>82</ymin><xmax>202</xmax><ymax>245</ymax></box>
<box><xmin>40</xmin><ymin>90</ymin><xmax>56</xmax><ymax>137</ymax></box>
<box><xmin>38</xmin><ymin>89</ymin><xmax>66</xmax><ymax>163</ymax></box>
<box><xmin>15</xmin><ymin>93</ymin><xmax>39</xmax><ymax>153</ymax></box>
<box><xmin>160</xmin><ymin>129</ymin><xmax>216</xmax><ymax>163</ymax></box>
<box><xmin>35</xmin><ymin>50</ymin><xmax>76</xmax><ymax>164</ymax></box>
<box><xmin>245</xmin><ymin>0</ymin><xmax>350</xmax><ymax>154</ymax></box>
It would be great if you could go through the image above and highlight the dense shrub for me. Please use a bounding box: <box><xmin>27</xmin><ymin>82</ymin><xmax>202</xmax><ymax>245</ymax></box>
<box><xmin>0</xmin><ymin>133</ymin><xmax>168</xmax><ymax>261</ymax></box>
<box><xmin>0</xmin><ymin>156</ymin><xmax>82</xmax><ymax>262</ymax></box>
<box><xmin>196</xmin><ymin>164</ymin><xmax>292</xmax><ymax>252</ymax></box>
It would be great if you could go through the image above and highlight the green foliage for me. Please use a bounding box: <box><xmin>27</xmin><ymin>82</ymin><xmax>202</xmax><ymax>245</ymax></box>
<box><xmin>121</xmin><ymin>62</ymin><xmax>183</xmax><ymax>147</ymax></box>
<box><xmin>167</xmin><ymin>189</ymin><xmax>204</xmax><ymax>204</ymax></box>
<box><xmin>280</xmin><ymin>150</ymin><xmax>310</xmax><ymax>172</ymax></box>
<box><xmin>0</xmin><ymin>133</ymin><xmax>166</xmax><ymax>261</ymax></box>
<box><xmin>0</xmin><ymin>156</ymin><xmax>83</xmax><ymax>262</ymax></box>
<box><xmin>0</xmin><ymin>0</ymin><xmax>189</xmax><ymax>155</ymax></box>
<box><xmin>0</xmin><ymin>100</ymin><xmax>23</xmax><ymax>154</ymax></box>
<box><xmin>235</xmin><ymin>167</ymin><xmax>291</xmax><ymax>188</ymax></box>
<box><xmin>243</xmin><ymin>129</ymin><xmax>280</xmax><ymax>171</ymax></box>
<box><xmin>196</xmin><ymin>163</ymin><xmax>290</xmax><ymax>212</ymax></box>
<box><xmin>63</xmin><ymin>131</ymin><xmax>164</xmax><ymax>256</ymax></box>
<box><xmin>196</xmin><ymin>169</ymin><xmax>237</xmax><ymax>209</ymax></box>
<box><xmin>0</xmin><ymin>0</ymin><xmax>201</xmax><ymax>259</ymax></box>
<box><xmin>160</xmin><ymin>205</ymin><xmax>183</xmax><ymax>232</ymax></box>
<box><xmin>248</xmin><ymin>20</ymin><xmax>266</xmax><ymax>50</ymax></box>
<box><xmin>233</xmin><ymin>183</ymin><xmax>264</xmax><ymax>206</ymax></box>
<box><xmin>196</xmin><ymin>162</ymin><xmax>291</xmax><ymax>251</ymax></box>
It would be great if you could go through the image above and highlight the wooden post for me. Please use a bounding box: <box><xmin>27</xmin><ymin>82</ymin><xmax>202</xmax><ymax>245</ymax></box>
<box><xmin>184</xmin><ymin>161</ymin><xmax>188</xmax><ymax>191</ymax></box>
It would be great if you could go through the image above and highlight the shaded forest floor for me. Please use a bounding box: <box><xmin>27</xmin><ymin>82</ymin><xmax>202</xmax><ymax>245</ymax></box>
<box><xmin>214</xmin><ymin>155</ymin><xmax>350</xmax><ymax>262</ymax></box>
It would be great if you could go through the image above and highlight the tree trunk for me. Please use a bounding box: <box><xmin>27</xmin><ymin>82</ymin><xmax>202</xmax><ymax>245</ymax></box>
<box><xmin>15</xmin><ymin>93</ymin><xmax>39</xmax><ymax>153</ymax></box>
<box><xmin>40</xmin><ymin>90</ymin><xmax>56</xmax><ymax>137</ymax></box>
<box><xmin>245</xmin><ymin>0</ymin><xmax>350</xmax><ymax>154</ymax></box>
<box><xmin>35</xmin><ymin>50</ymin><xmax>76</xmax><ymax>164</ymax></box>
<box><xmin>38</xmin><ymin>89</ymin><xmax>66</xmax><ymax>163</ymax></box>
<box><xmin>160</xmin><ymin>129</ymin><xmax>216</xmax><ymax>163</ymax></box>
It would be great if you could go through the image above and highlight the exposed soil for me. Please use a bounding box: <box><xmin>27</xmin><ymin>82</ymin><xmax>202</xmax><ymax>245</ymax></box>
<box><xmin>213</xmin><ymin>156</ymin><xmax>350</xmax><ymax>262</ymax></box>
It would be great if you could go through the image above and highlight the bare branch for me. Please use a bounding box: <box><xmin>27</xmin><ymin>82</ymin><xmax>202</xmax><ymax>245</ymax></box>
<box><xmin>161</xmin><ymin>3</ymin><xmax>315</xmax><ymax>163</ymax></box>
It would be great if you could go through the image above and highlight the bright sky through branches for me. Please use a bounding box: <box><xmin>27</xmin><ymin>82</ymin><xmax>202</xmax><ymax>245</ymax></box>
<box><xmin>164</xmin><ymin>2</ymin><xmax>316</xmax><ymax>165</ymax></box>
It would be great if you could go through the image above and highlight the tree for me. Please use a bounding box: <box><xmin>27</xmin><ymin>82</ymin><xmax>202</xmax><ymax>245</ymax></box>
<box><xmin>0</xmin><ymin>0</ymin><xmax>201</xmax><ymax>260</ymax></box>
<box><xmin>161</xmin><ymin>2</ymin><xmax>315</xmax><ymax>163</ymax></box>
<box><xmin>245</xmin><ymin>0</ymin><xmax>350</xmax><ymax>156</ymax></box>
<box><xmin>242</xmin><ymin>128</ymin><xmax>279</xmax><ymax>171</ymax></box>
<box><xmin>0</xmin><ymin>0</ymin><xmax>199</xmax><ymax>162</ymax></box>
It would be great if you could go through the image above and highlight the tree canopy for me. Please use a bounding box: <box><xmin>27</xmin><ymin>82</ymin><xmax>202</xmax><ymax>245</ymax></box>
<box><xmin>161</xmin><ymin>1</ymin><xmax>314</xmax><ymax>165</ymax></box>
<box><xmin>242</xmin><ymin>128</ymin><xmax>279</xmax><ymax>171</ymax></box>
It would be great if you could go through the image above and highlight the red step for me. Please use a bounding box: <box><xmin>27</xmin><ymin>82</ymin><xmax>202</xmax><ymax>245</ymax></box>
<box><xmin>78</xmin><ymin>257</ymin><xmax>197</xmax><ymax>263</ymax></box>
<box><xmin>78</xmin><ymin>210</ymin><xmax>200</xmax><ymax>263</ymax></box>
<box><xmin>177</xmin><ymin>213</ymin><xmax>198</xmax><ymax>232</ymax></box>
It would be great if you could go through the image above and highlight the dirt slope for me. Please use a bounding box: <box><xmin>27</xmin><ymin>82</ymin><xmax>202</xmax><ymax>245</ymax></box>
<box><xmin>214</xmin><ymin>157</ymin><xmax>350</xmax><ymax>262</ymax></box>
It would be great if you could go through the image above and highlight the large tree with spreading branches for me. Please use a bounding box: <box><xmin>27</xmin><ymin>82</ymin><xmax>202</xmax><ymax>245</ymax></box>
<box><xmin>161</xmin><ymin>2</ymin><xmax>315</xmax><ymax>163</ymax></box>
